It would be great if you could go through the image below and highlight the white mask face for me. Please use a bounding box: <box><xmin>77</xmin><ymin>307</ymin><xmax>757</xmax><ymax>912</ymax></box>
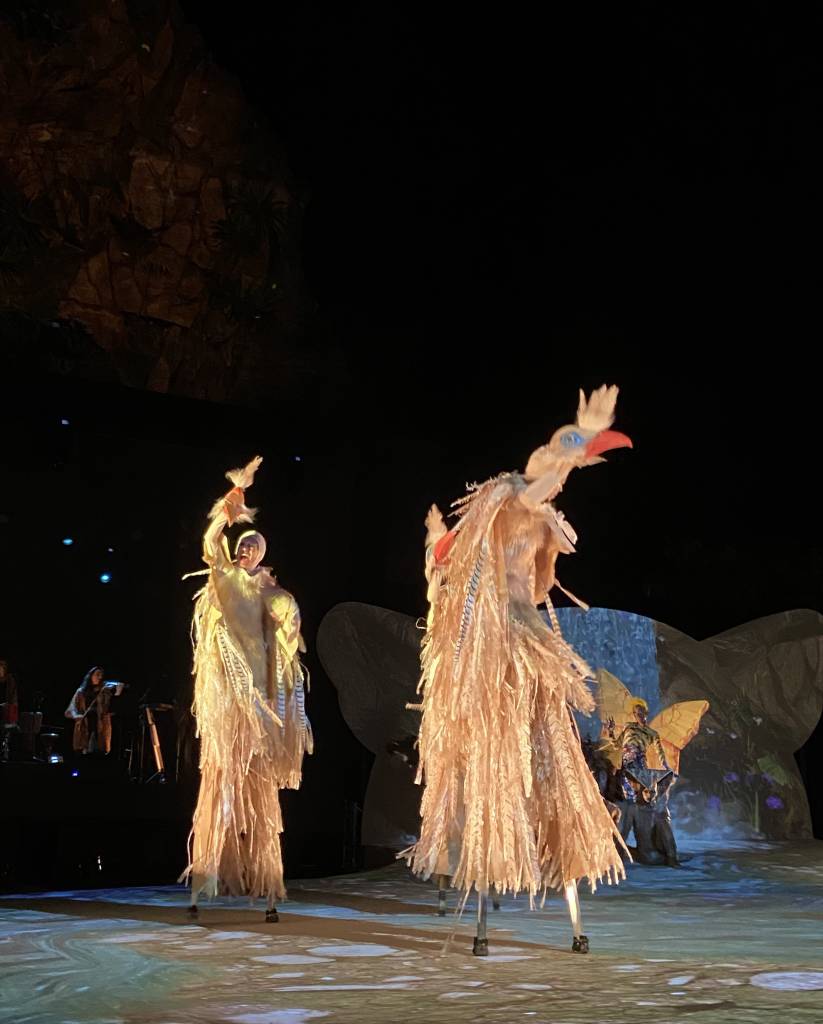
<box><xmin>236</xmin><ymin>539</ymin><xmax>259</xmax><ymax>570</ymax></box>
<box><xmin>235</xmin><ymin>530</ymin><xmax>266</xmax><ymax>571</ymax></box>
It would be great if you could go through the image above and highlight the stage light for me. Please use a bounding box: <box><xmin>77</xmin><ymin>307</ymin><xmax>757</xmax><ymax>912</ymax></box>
<box><xmin>294</xmin><ymin>455</ymin><xmax>302</xmax><ymax>462</ymax></box>
<box><xmin>100</xmin><ymin>573</ymin><xmax>112</xmax><ymax>584</ymax></box>
<box><xmin>60</xmin><ymin>418</ymin><xmax>70</xmax><ymax>426</ymax></box>
<box><xmin>62</xmin><ymin>538</ymin><xmax>74</xmax><ymax>546</ymax></box>
<box><xmin>107</xmin><ymin>547</ymin><xmax>114</xmax><ymax>553</ymax></box>
<box><xmin>71</xmin><ymin>769</ymin><xmax>79</xmax><ymax>777</ymax></box>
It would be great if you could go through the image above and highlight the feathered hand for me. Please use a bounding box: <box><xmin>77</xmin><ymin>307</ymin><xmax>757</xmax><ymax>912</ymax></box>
<box><xmin>425</xmin><ymin>504</ymin><xmax>447</xmax><ymax>546</ymax></box>
<box><xmin>209</xmin><ymin>455</ymin><xmax>263</xmax><ymax>525</ymax></box>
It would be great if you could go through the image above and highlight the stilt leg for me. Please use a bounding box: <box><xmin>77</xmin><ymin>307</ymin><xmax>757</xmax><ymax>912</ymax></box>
<box><xmin>472</xmin><ymin>892</ymin><xmax>489</xmax><ymax>956</ymax></box>
<box><xmin>565</xmin><ymin>881</ymin><xmax>589</xmax><ymax>953</ymax></box>
<box><xmin>437</xmin><ymin>874</ymin><xmax>448</xmax><ymax>917</ymax></box>
<box><xmin>265</xmin><ymin>892</ymin><xmax>279</xmax><ymax>923</ymax></box>
<box><xmin>187</xmin><ymin>873</ymin><xmax>205</xmax><ymax>918</ymax></box>
<box><xmin>491</xmin><ymin>884</ymin><xmax>500</xmax><ymax>911</ymax></box>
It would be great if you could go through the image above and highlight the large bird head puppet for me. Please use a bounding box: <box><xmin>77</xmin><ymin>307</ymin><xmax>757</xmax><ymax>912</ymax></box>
<box><xmin>428</xmin><ymin>384</ymin><xmax>634</xmax><ymax>568</ymax></box>
<box><xmin>524</xmin><ymin>384</ymin><xmax>633</xmax><ymax>488</ymax></box>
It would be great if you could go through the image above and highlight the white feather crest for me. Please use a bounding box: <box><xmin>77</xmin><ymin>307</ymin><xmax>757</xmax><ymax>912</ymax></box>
<box><xmin>576</xmin><ymin>385</ymin><xmax>618</xmax><ymax>432</ymax></box>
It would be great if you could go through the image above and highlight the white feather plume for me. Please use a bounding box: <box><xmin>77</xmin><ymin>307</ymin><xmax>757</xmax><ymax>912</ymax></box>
<box><xmin>576</xmin><ymin>385</ymin><xmax>618</xmax><ymax>432</ymax></box>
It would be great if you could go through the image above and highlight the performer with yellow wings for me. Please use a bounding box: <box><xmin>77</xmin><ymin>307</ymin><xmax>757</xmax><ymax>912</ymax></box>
<box><xmin>595</xmin><ymin>667</ymin><xmax>708</xmax><ymax>864</ymax></box>
<box><xmin>408</xmin><ymin>385</ymin><xmax>632</xmax><ymax>954</ymax></box>
<box><xmin>180</xmin><ymin>457</ymin><xmax>313</xmax><ymax>920</ymax></box>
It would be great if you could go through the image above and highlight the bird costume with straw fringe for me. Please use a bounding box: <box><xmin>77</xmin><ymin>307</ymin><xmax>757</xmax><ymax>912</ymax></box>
<box><xmin>407</xmin><ymin>386</ymin><xmax>632</xmax><ymax>900</ymax></box>
<box><xmin>180</xmin><ymin>457</ymin><xmax>313</xmax><ymax>903</ymax></box>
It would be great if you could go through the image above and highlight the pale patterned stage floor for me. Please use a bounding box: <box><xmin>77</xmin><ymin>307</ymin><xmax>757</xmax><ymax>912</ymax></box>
<box><xmin>2</xmin><ymin>842</ymin><xmax>823</xmax><ymax>1024</ymax></box>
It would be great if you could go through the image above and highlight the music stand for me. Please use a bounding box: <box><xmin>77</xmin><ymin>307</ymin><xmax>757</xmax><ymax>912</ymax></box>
<box><xmin>136</xmin><ymin>703</ymin><xmax>175</xmax><ymax>783</ymax></box>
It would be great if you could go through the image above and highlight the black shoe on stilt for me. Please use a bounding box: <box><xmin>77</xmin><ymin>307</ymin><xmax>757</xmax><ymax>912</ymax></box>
<box><xmin>472</xmin><ymin>937</ymin><xmax>489</xmax><ymax>956</ymax></box>
<box><xmin>186</xmin><ymin>905</ymin><xmax>199</xmax><ymax>919</ymax></box>
<box><xmin>571</xmin><ymin>935</ymin><xmax>589</xmax><ymax>954</ymax></box>
<box><xmin>265</xmin><ymin>908</ymin><xmax>279</xmax><ymax>923</ymax></box>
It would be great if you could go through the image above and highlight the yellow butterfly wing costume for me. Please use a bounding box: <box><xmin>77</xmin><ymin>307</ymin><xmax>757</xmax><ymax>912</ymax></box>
<box><xmin>646</xmin><ymin>701</ymin><xmax>709</xmax><ymax>773</ymax></box>
<box><xmin>594</xmin><ymin>667</ymin><xmax>708</xmax><ymax>774</ymax></box>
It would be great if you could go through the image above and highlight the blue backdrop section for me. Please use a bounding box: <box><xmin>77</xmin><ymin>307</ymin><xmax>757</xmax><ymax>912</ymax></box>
<box><xmin>552</xmin><ymin>607</ymin><xmax>661</xmax><ymax>741</ymax></box>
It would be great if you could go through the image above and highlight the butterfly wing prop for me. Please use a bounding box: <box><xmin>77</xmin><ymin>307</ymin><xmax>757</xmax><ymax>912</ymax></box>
<box><xmin>595</xmin><ymin>667</ymin><xmax>634</xmax><ymax>735</ymax></box>
<box><xmin>595</xmin><ymin>667</ymin><xmax>635</xmax><ymax>768</ymax></box>
<box><xmin>647</xmin><ymin>700</ymin><xmax>709</xmax><ymax>773</ymax></box>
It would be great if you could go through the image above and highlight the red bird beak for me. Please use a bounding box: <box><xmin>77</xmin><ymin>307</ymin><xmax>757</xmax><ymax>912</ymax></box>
<box><xmin>585</xmin><ymin>430</ymin><xmax>633</xmax><ymax>458</ymax></box>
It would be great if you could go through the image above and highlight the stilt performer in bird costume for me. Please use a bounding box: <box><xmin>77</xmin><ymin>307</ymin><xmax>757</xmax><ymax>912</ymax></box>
<box><xmin>407</xmin><ymin>386</ymin><xmax>632</xmax><ymax>953</ymax></box>
<box><xmin>180</xmin><ymin>456</ymin><xmax>313</xmax><ymax>921</ymax></box>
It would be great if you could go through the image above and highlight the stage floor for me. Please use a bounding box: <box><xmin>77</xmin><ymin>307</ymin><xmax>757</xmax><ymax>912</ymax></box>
<box><xmin>2</xmin><ymin>841</ymin><xmax>823</xmax><ymax>1024</ymax></box>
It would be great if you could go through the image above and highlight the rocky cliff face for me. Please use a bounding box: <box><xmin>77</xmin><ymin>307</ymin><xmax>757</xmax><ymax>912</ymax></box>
<box><xmin>0</xmin><ymin>0</ymin><xmax>322</xmax><ymax>402</ymax></box>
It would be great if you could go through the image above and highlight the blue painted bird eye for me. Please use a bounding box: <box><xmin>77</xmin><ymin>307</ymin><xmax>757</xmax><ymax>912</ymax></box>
<box><xmin>560</xmin><ymin>431</ymin><xmax>584</xmax><ymax>449</ymax></box>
